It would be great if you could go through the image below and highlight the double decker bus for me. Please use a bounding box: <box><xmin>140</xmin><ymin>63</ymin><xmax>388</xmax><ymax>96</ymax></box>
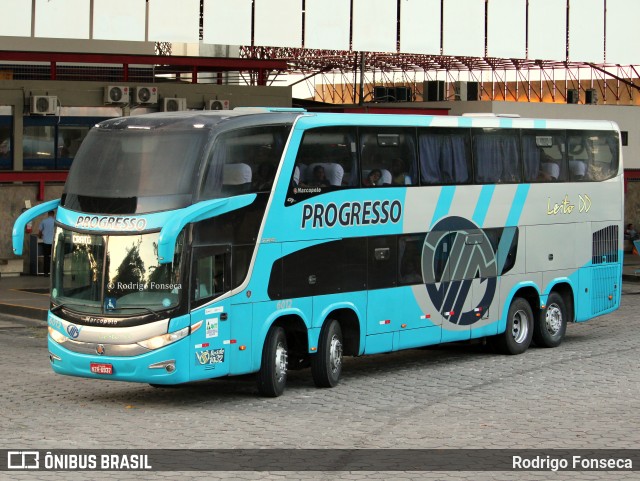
<box><xmin>13</xmin><ymin>108</ymin><xmax>623</xmax><ymax>396</ymax></box>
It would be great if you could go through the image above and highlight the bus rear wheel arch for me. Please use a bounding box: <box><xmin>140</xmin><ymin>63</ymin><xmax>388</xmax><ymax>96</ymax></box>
<box><xmin>490</xmin><ymin>296</ymin><xmax>534</xmax><ymax>355</ymax></box>
<box><xmin>534</xmin><ymin>291</ymin><xmax>568</xmax><ymax>348</ymax></box>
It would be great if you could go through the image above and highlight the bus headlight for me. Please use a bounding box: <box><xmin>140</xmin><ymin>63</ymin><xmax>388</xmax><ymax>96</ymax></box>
<box><xmin>48</xmin><ymin>327</ymin><xmax>68</xmax><ymax>344</ymax></box>
<box><xmin>137</xmin><ymin>326</ymin><xmax>189</xmax><ymax>350</ymax></box>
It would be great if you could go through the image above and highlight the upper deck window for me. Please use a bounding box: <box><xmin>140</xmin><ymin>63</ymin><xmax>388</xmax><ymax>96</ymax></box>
<box><xmin>199</xmin><ymin>125</ymin><xmax>290</xmax><ymax>200</ymax></box>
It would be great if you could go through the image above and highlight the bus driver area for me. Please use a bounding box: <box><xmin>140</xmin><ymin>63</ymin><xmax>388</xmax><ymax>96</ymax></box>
<box><xmin>12</xmin><ymin>109</ymin><xmax>624</xmax><ymax>397</ymax></box>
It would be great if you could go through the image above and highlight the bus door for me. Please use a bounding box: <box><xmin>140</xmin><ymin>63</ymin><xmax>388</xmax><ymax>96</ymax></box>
<box><xmin>189</xmin><ymin>245</ymin><xmax>232</xmax><ymax>380</ymax></box>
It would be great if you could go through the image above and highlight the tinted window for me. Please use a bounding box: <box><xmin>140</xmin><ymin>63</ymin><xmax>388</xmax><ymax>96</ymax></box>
<box><xmin>399</xmin><ymin>235</ymin><xmax>423</xmax><ymax>285</ymax></box>
<box><xmin>418</xmin><ymin>128</ymin><xmax>471</xmax><ymax>185</ymax></box>
<box><xmin>473</xmin><ymin>129</ymin><xmax>521</xmax><ymax>183</ymax></box>
<box><xmin>368</xmin><ymin>236</ymin><xmax>397</xmax><ymax>290</ymax></box>
<box><xmin>0</xmin><ymin>120</ymin><xmax>11</xmax><ymax>170</ymax></box>
<box><xmin>287</xmin><ymin>127</ymin><xmax>357</xmax><ymax>203</ymax></box>
<box><xmin>567</xmin><ymin>130</ymin><xmax>619</xmax><ymax>181</ymax></box>
<box><xmin>521</xmin><ymin>131</ymin><xmax>566</xmax><ymax>182</ymax></box>
<box><xmin>360</xmin><ymin>128</ymin><xmax>417</xmax><ymax>186</ymax></box>
<box><xmin>200</xmin><ymin>125</ymin><xmax>290</xmax><ymax>199</ymax></box>
<box><xmin>269</xmin><ymin>238</ymin><xmax>367</xmax><ymax>299</ymax></box>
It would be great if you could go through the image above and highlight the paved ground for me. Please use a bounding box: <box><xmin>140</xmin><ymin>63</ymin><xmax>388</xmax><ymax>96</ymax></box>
<box><xmin>1</xmin><ymin>281</ymin><xmax>640</xmax><ymax>480</ymax></box>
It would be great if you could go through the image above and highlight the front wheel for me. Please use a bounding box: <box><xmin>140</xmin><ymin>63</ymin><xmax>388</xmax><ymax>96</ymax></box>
<box><xmin>490</xmin><ymin>297</ymin><xmax>534</xmax><ymax>355</ymax></box>
<box><xmin>533</xmin><ymin>292</ymin><xmax>567</xmax><ymax>348</ymax></box>
<box><xmin>256</xmin><ymin>326</ymin><xmax>288</xmax><ymax>397</ymax></box>
<box><xmin>311</xmin><ymin>319</ymin><xmax>343</xmax><ymax>388</ymax></box>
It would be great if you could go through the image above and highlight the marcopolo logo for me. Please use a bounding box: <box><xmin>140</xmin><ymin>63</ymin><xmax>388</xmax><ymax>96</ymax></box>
<box><xmin>422</xmin><ymin>216</ymin><xmax>497</xmax><ymax>326</ymax></box>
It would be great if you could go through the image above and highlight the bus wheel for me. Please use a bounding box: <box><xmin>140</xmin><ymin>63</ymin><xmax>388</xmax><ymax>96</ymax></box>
<box><xmin>491</xmin><ymin>297</ymin><xmax>533</xmax><ymax>355</ymax></box>
<box><xmin>533</xmin><ymin>292</ymin><xmax>567</xmax><ymax>348</ymax></box>
<box><xmin>311</xmin><ymin>319</ymin><xmax>343</xmax><ymax>388</ymax></box>
<box><xmin>256</xmin><ymin>326</ymin><xmax>288</xmax><ymax>397</ymax></box>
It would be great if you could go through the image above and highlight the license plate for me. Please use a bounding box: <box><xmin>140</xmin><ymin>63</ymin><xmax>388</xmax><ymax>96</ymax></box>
<box><xmin>90</xmin><ymin>362</ymin><xmax>113</xmax><ymax>375</ymax></box>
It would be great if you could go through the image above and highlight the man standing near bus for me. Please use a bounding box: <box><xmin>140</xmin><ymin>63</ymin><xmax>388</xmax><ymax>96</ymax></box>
<box><xmin>38</xmin><ymin>210</ymin><xmax>55</xmax><ymax>276</ymax></box>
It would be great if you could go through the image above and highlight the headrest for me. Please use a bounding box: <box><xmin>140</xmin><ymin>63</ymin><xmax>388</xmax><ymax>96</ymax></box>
<box><xmin>569</xmin><ymin>160</ymin><xmax>587</xmax><ymax>176</ymax></box>
<box><xmin>305</xmin><ymin>162</ymin><xmax>344</xmax><ymax>186</ymax></box>
<box><xmin>223</xmin><ymin>163</ymin><xmax>252</xmax><ymax>185</ymax></box>
<box><xmin>363</xmin><ymin>169</ymin><xmax>392</xmax><ymax>186</ymax></box>
<box><xmin>541</xmin><ymin>162</ymin><xmax>560</xmax><ymax>179</ymax></box>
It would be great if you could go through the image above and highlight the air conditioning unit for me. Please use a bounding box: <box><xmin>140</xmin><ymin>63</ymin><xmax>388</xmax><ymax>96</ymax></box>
<box><xmin>163</xmin><ymin>98</ymin><xmax>188</xmax><ymax>112</ymax></box>
<box><xmin>133</xmin><ymin>86</ymin><xmax>158</xmax><ymax>104</ymax></box>
<box><xmin>30</xmin><ymin>96</ymin><xmax>57</xmax><ymax>115</ymax></box>
<box><xmin>208</xmin><ymin>99</ymin><xmax>230</xmax><ymax>110</ymax></box>
<box><xmin>104</xmin><ymin>86</ymin><xmax>129</xmax><ymax>104</ymax></box>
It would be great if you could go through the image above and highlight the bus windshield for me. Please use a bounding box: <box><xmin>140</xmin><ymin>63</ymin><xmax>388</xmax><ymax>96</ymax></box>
<box><xmin>64</xmin><ymin>128</ymin><xmax>209</xmax><ymax>212</ymax></box>
<box><xmin>51</xmin><ymin>227</ymin><xmax>185</xmax><ymax>316</ymax></box>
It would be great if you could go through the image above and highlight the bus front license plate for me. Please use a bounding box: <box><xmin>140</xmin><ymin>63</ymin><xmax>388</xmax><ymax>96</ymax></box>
<box><xmin>90</xmin><ymin>362</ymin><xmax>113</xmax><ymax>375</ymax></box>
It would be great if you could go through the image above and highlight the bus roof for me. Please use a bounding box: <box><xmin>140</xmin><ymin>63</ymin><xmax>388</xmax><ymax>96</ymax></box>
<box><xmin>95</xmin><ymin>109</ymin><xmax>619</xmax><ymax>133</ymax></box>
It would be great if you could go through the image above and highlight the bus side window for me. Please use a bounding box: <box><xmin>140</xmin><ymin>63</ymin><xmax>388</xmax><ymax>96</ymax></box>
<box><xmin>568</xmin><ymin>131</ymin><xmax>619</xmax><ymax>181</ymax></box>
<box><xmin>287</xmin><ymin>127</ymin><xmax>357</xmax><ymax>202</ymax></box>
<box><xmin>359</xmin><ymin>128</ymin><xmax>418</xmax><ymax>187</ymax></box>
<box><xmin>191</xmin><ymin>247</ymin><xmax>229</xmax><ymax>307</ymax></box>
<box><xmin>418</xmin><ymin>129</ymin><xmax>471</xmax><ymax>185</ymax></box>
<box><xmin>398</xmin><ymin>235</ymin><xmax>423</xmax><ymax>285</ymax></box>
<box><xmin>473</xmin><ymin>129</ymin><xmax>521</xmax><ymax>183</ymax></box>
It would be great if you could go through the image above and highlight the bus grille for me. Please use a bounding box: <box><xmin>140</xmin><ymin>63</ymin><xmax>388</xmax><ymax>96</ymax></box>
<box><xmin>592</xmin><ymin>225</ymin><xmax>618</xmax><ymax>265</ymax></box>
<box><xmin>591</xmin><ymin>265</ymin><xmax>619</xmax><ymax>315</ymax></box>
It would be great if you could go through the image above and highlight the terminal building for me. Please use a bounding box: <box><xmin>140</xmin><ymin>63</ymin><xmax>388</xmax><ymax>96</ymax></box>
<box><xmin>0</xmin><ymin>0</ymin><xmax>638</xmax><ymax>273</ymax></box>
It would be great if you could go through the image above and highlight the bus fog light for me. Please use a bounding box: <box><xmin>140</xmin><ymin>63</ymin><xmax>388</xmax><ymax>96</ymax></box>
<box><xmin>148</xmin><ymin>360</ymin><xmax>176</xmax><ymax>371</ymax></box>
<box><xmin>137</xmin><ymin>326</ymin><xmax>189</xmax><ymax>350</ymax></box>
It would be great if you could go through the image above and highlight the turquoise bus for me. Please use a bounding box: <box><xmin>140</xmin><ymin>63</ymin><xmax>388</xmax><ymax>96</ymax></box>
<box><xmin>13</xmin><ymin>109</ymin><xmax>623</xmax><ymax>396</ymax></box>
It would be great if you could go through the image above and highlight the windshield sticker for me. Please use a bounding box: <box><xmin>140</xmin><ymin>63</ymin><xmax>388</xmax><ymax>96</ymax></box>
<box><xmin>206</xmin><ymin>318</ymin><xmax>219</xmax><ymax>338</ymax></box>
<box><xmin>104</xmin><ymin>297</ymin><xmax>117</xmax><ymax>310</ymax></box>
<box><xmin>75</xmin><ymin>215</ymin><xmax>147</xmax><ymax>231</ymax></box>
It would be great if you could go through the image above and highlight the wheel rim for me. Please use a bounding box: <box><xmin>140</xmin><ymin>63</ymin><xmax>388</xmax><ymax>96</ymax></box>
<box><xmin>329</xmin><ymin>334</ymin><xmax>342</xmax><ymax>375</ymax></box>
<box><xmin>511</xmin><ymin>309</ymin><xmax>530</xmax><ymax>344</ymax></box>
<box><xmin>545</xmin><ymin>303</ymin><xmax>563</xmax><ymax>336</ymax></box>
<box><xmin>274</xmin><ymin>341</ymin><xmax>287</xmax><ymax>384</ymax></box>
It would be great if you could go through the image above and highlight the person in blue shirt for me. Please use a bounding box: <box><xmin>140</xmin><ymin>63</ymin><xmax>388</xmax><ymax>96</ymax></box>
<box><xmin>38</xmin><ymin>211</ymin><xmax>55</xmax><ymax>276</ymax></box>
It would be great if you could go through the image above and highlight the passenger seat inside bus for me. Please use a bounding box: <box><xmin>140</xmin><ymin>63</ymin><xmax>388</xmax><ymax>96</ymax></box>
<box><xmin>363</xmin><ymin>169</ymin><xmax>392</xmax><ymax>186</ymax></box>
<box><xmin>304</xmin><ymin>162</ymin><xmax>344</xmax><ymax>186</ymax></box>
<box><xmin>222</xmin><ymin>163</ymin><xmax>252</xmax><ymax>194</ymax></box>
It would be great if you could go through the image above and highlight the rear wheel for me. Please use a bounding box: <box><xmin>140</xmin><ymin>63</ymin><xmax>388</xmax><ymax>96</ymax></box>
<box><xmin>533</xmin><ymin>292</ymin><xmax>567</xmax><ymax>348</ymax></box>
<box><xmin>491</xmin><ymin>297</ymin><xmax>533</xmax><ymax>355</ymax></box>
<box><xmin>256</xmin><ymin>326</ymin><xmax>288</xmax><ymax>397</ymax></box>
<box><xmin>311</xmin><ymin>319</ymin><xmax>343</xmax><ymax>388</ymax></box>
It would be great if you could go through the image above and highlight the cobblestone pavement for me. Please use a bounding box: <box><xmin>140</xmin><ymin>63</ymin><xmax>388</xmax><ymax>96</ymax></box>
<box><xmin>2</xmin><ymin>283</ymin><xmax>640</xmax><ymax>480</ymax></box>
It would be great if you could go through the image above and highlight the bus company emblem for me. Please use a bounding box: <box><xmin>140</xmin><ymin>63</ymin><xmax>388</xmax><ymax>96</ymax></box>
<box><xmin>422</xmin><ymin>216</ymin><xmax>497</xmax><ymax>326</ymax></box>
<box><xmin>74</xmin><ymin>215</ymin><xmax>147</xmax><ymax>231</ymax></box>
<box><xmin>66</xmin><ymin>324</ymin><xmax>80</xmax><ymax>339</ymax></box>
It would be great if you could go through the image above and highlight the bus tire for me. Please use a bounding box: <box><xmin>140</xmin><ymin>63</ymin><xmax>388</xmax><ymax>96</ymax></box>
<box><xmin>533</xmin><ymin>292</ymin><xmax>567</xmax><ymax>348</ymax></box>
<box><xmin>256</xmin><ymin>326</ymin><xmax>288</xmax><ymax>397</ymax></box>
<box><xmin>491</xmin><ymin>297</ymin><xmax>533</xmax><ymax>355</ymax></box>
<box><xmin>311</xmin><ymin>319</ymin><xmax>343</xmax><ymax>388</ymax></box>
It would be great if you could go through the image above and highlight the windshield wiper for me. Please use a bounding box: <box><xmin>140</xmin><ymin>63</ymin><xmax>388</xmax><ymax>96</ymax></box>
<box><xmin>50</xmin><ymin>301</ymin><xmax>101</xmax><ymax>314</ymax></box>
<box><xmin>106</xmin><ymin>306</ymin><xmax>161</xmax><ymax>319</ymax></box>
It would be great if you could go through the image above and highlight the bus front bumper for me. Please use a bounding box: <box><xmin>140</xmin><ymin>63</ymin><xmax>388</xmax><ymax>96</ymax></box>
<box><xmin>47</xmin><ymin>335</ymin><xmax>192</xmax><ymax>385</ymax></box>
